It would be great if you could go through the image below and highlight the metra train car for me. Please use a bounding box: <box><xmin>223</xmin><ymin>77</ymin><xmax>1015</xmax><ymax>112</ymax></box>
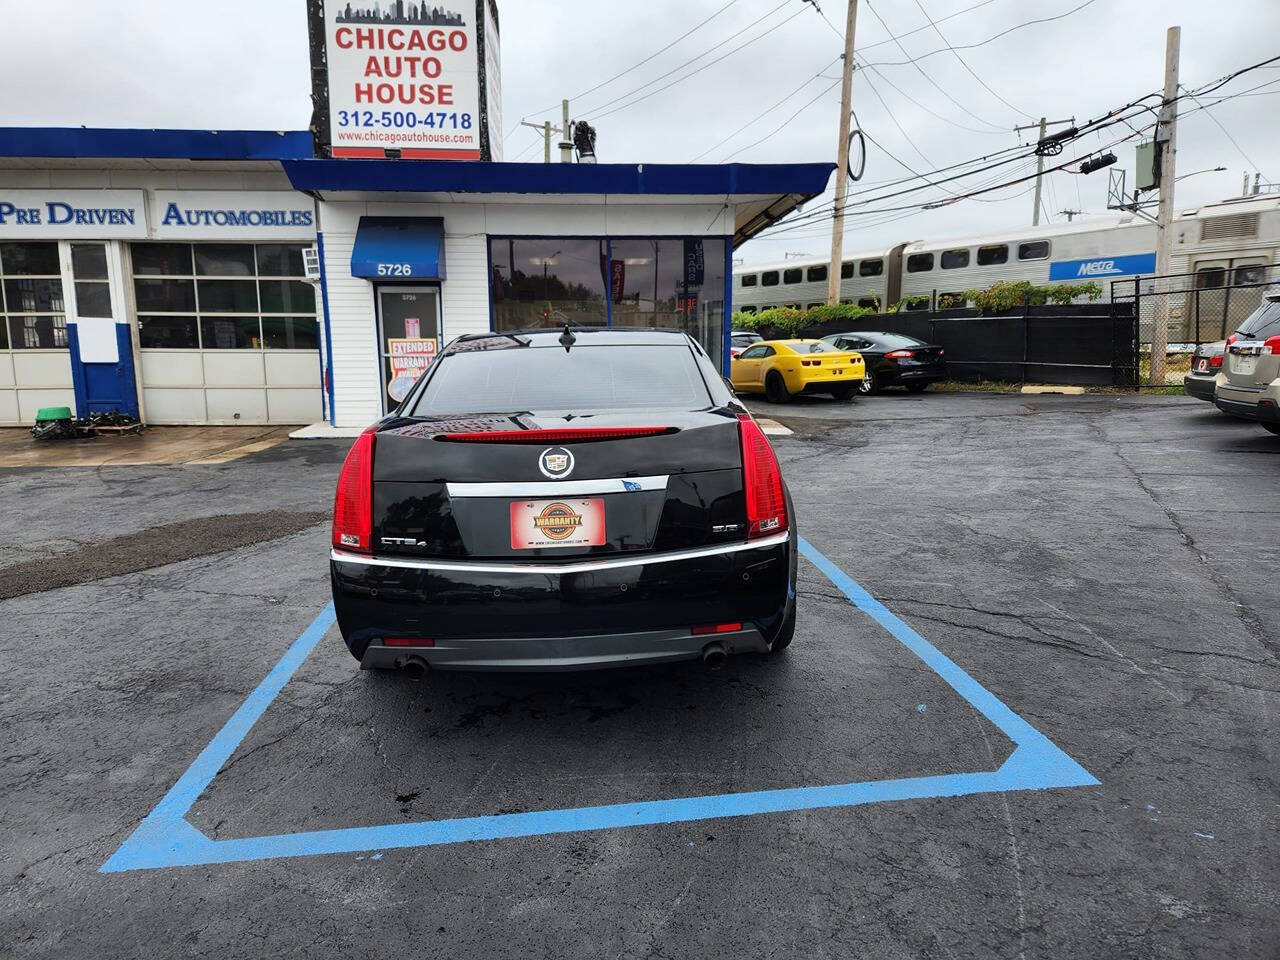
<box><xmin>734</xmin><ymin>194</ymin><xmax>1280</xmax><ymax>324</ymax></box>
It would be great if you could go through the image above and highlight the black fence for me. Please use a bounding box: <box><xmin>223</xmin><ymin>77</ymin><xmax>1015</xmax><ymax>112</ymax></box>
<box><xmin>1110</xmin><ymin>266</ymin><xmax>1280</xmax><ymax>385</ymax></box>
<box><xmin>779</xmin><ymin>303</ymin><xmax>1137</xmax><ymax>387</ymax></box>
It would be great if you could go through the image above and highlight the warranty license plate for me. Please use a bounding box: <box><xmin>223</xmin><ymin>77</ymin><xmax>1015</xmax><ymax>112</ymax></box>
<box><xmin>510</xmin><ymin>498</ymin><xmax>606</xmax><ymax>549</ymax></box>
<box><xmin>1234</xmin><ymin>355</ymin><xmax>1258</xmax><ymax>375</ymax></box>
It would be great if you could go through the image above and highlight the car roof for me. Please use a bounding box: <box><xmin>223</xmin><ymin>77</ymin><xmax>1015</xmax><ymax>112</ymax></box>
<box><xmin>448</xmin><ymin>327</ymin><xmax>696</xmax><ymax>351</ymax></box>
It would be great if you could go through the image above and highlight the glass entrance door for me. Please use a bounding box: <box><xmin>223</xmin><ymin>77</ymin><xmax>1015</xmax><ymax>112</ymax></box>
<box><xmin>376</xmin><ymin>287</ymin><xmax>439</xmax><ymax>411</ymax></box>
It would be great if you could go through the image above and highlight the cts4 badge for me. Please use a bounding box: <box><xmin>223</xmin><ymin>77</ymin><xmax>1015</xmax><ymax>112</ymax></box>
<box><xmin>538</xmin><ymin>446</ymin><xmax>575</xmax><ymax>479</ymax></box>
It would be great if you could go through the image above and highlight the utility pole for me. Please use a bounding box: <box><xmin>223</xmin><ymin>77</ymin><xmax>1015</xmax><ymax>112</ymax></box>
<box><xmin>1015</xmin><ymin>116</ymin><xmax>1074</xmax><ymax>226</ymax></box>
<box><xmin>1059</xmin><ymin>209</ymin><xmax>1083</xmax><ymax>222</ymax></box>
<box><xmin>559</xmin><ymin>100</ymin><xmax>573</xmax><ymax>163</ymax></box>
<box><xmin>1151</xmin><ymin>25</ymin><xmax>1180</xmax><ymax>386</ymax></box>
<box><xmin>826</xmin><ymin>0</ymin><xmax>859</xmax><ymax>306</ymax></box>
<box><xmin>520</xmin><ymin>104</ymin><xmax>575</xmax><ymax>164</ymax></box>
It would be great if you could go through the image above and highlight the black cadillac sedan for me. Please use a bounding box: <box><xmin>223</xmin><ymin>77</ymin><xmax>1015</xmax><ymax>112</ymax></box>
<box><xmin>330</xmin><ymin>328</ymin><xmax>797</xmax><ymax>674</ymax></box>
<box><xmin>820</xmin><ymin>331</ymin><xmax>947</xmax><ymax>394</ymax></box>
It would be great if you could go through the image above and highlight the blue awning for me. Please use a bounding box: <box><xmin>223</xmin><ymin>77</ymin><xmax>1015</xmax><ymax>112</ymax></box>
<box><xmin>349</xmin><ymin>216</ymin><xmax>445</xmax><ymax>280</ymax></box>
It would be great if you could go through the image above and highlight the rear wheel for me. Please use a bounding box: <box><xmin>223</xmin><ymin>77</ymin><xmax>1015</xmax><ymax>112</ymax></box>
<box><xmin>905</xmin><ymin>382</ymin><xmax>930</xmax><ymax>393</ymax></box>
<box><xmin>859</xmin><ymin>368</ymin><xmax>878</xmax><ymax>395</ymax></box>
<box><xmin>765</xmin><ymin>371</ymin><xmax>791</xmax><ymax>403</ymax></box>
<box><xmin>830</xmin><ymin>385</ymin><xmax>857</xmax><ymax>402</ymax></box>
<box><xmin>1264</xmin><ymin>422</ymin><xmax>1280</xmax><ymax>436</ymax></box>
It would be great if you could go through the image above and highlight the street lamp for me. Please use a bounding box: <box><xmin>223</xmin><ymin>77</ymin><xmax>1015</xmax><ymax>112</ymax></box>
<box><xmin>1175</xmin><ymin>166</ymin><xmax>1227</xmax><ymax>182</ymax></box>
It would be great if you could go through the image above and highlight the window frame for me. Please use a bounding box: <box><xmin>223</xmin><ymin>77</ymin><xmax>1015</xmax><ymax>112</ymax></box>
<box><xmin>130</xmin><ymin>241</ymin><xmax>317</xmax><ymax>352</ymax></box>
<box><xmin>906</xmin><ymin>253</ymin><xmax>934</xmax><ymax>273</ymax></box>
<box><xmin>760</xmin><ymin>270</ymin><xmax>780</xmax><ymax>287</ymax></box>
<box><xmin>740</xmin><ymin>273</ymin><xmax>758</xmax><ymax>287</ymax></box>
<box><xmin>940</xmin><ymin>249</ymin><xmax>970</xmax><ymax>270</ymax></box>
<box><xmin>859</xmin><ymin>259</ymin><xmax>884</xmax><ymax>277</ymax></box>
<box><xmin>0</xmin><ymin>241</ymin><xmax>67</xmax><ymax>351</ymax></box>
<box><xmin>782</xmin><ymin>268</ymin><xmax>802</xmax><ymax>285</ymax></box>
<box><xmin>806</xmin><ymin>265</ymin><xmax>828</xmax><ymax>283</ymax></box>
<box><xmin>1017</xmin><ymin>240</ymin><xmax>1051</xmax><ymax>261</ymax></box>
<box><xmin>976</xmin><ymin>244</ymin><xmax>1009</xmax><ymax>266</ymax></box>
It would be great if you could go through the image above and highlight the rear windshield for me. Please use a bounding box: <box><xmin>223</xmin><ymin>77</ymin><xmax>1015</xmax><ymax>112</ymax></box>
<box><xmin>872</xmin><ymin>333</ymin><xmax>925</xmax><ymax>348</ymax></box>
<box><xmin>1237</xmin><ymin>299</ymin><xmax>1280</xmax><ymax>340</ymax></box>
<box><xmin>408</xmin><ymin>344</ymin><xmax>713</xmax><ymax>416</ymax></box>
<box><xmin>789</xmin><ymin>342</ymin><xmax>835</xmax><ymax>354</ymax></box>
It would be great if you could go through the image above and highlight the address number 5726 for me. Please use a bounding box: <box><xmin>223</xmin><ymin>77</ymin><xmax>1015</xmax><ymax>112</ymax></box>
<box><xmin>377</xmin><ymin>263</ymin><xmax>413</xmax><ymax>277</ymax></box>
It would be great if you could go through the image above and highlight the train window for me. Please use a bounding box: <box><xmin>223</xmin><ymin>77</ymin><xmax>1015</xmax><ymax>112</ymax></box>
<box><xmin>977</xmin><ymin>244</ymin><xmax>1009</xmax><ymax>265</ymax></box>
<box><xmin>741</xmin><ymin>273</ymin><xmax>758</xmax><ymax>287</ymax></box>
<box><xmin>860</xmin><ymin>259</ymin><xmax>884</xmax><ymax>277</ymax></box>
<box><xmin>807</xmin><ymin>265</ymin><xmax>828</xmax><ymax>283</ymax></box>
<box><xmin>739</xmin><ymin>305</ymin><xmax>757</xmax><ymax>314</ymax></box>
<box><xmin>903</xmin><ymin>296</ymin><xmax>930</xmax><ymax>311</ymax></box>
<box><xmin>1234</xmin><ymin>264</ymin><xmax>1267</xmax><ymax>286</ymax></box>
<box><xmin>841</xmin><ymin>262</ymin><xmax>855</xmax><ymax>279</ymax></box>
<box><xmin>941</xmin><ymin>249</ymin><xmax>969</xmax><ymax>269</ymax></box>
<box><xmin>1018</xmin><ymin>241</ymin><xmax>1050</xmax><ymax>261</ymax></box>
<box><xmin>938</xmin><ymin>292</ymin><xmax>966</xmax><ymax>308</ymax></box>
<box><xmin>1195</xmin><ymin>267</ymin><xmax>1226</xmax><ymax>289</ymax></box>
<box><xmin>906</xmin><ymin>253</ymin><xmax>934</xmax><ymax>273</ymax></box>
<box><xmin>807</xmin><ymin>302</ymin><xmax>824</xmax><ymax>309</ymax></box>
<box><xmin>783</xmin><ymin>268</ymin><xmax>802</xmax><ymax>284</ymax></box>
<box><xmin>857</xmin><ymin>297</ymin><xmax>879</xmax><ymax>309</ymax></box>
<box><xmin>761</xmin><ymin>271</ymin><xmax>779</xmax><ymax>287</ymax></box>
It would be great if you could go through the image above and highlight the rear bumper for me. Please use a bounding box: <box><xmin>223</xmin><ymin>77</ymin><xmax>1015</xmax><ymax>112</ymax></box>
<box><xmin>1183</xmin><ymin>373</ymin><xmax>1216</xmax><ymax>402</ymax></box>
<box><xmin>360</xmin><ymin>625</ymin><xmax>770</xmax><ymax>672</ymax></box>
<box><xmin>891</xmin><ymin>362</ymin><xmax>947</xmax><ymax>384</ymax></box>
<box><xmin>1214</xmin><ymin>384</ymin><xmax>1264</xmax><ymax>420</ymax></box>
<box><xmin>330</xmin><ymin>532</ymin><xmax>794</xmax><ymax>670</ymax></box>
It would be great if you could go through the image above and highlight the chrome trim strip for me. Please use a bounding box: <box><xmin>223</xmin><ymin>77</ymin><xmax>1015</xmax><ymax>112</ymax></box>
<box><xmin>446</xmin><ymin>476</ymin><xmax>669</xmax><ymax>497</ymax></box>
<box><xmin>331</xmin><ymin>531</ymin><xmax>789</xmax><ymax>574</ymax></box>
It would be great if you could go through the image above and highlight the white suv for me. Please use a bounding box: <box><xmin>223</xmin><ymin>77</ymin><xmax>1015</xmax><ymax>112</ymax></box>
<box><xmin>1214</xmin><ymin>295</ymin><xmax>1280</xmax><ymax>436</ymax></box>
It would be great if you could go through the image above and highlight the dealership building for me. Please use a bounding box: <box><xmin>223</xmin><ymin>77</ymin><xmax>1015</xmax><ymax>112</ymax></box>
<box><xmin>0</xmin><ymin>127</ymin><xmax>831</xmax><ymax>428</ymax></box>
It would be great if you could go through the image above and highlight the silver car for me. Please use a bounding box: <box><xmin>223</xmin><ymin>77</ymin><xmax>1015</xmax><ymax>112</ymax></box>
<box><xmin>1214</xmin><ymin>295</ymin><xmax>1280</xmax><ymax>436</ymax></box>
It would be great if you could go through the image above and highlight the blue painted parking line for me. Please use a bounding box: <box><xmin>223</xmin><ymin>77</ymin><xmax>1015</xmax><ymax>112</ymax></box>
<box><xmin>100</xmin><ymin>538</ymin><xmax>1098</xmax><ymax>873</ymax></box>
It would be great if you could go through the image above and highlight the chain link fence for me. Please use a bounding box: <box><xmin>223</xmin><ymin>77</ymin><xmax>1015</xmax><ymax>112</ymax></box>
<box><xmin>1111</xmin><ymin>265</ymin><xmax>1280</xmax><ymax>385</ymax></box>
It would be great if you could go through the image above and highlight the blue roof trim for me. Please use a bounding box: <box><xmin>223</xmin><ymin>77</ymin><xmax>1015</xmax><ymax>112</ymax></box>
<box><xmin>350</xmin><ymin>216</ymin><xmax>445</xmax><ymax>280</ymax></box>
<box><xmin>281</xmin><ymin>159</ymin><xmax>835</xmax><ymax>197</ymax></box>
<box><xmin>0</xmin><ymin>127</ymin><xmax>313</xmax><ymax>161</ymax></box>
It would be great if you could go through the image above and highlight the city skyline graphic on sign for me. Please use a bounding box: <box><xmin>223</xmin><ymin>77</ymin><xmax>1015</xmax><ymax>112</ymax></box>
<box><xmin>336</xmin><ymin>1</ymin><xmax>465</xmax><ymax>25</ymax></box>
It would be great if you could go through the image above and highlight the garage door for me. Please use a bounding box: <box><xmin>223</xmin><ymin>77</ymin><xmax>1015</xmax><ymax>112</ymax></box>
<box><xmin>131</xmin><ymin>242</ymin><xmax>322</xmax><ymax>425</ymax></box>
<box><xmin>0</xmin><ymin>241</ymin><xmax>75</xmax><ymax>425</ymax></box>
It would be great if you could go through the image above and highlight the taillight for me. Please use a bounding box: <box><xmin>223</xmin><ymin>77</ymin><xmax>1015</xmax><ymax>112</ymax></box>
<box><xmin>1264</xmin><ymin>336</ymin><xmax>1280</xmax><ymax>355</ymax></box>
<box><xmin>938</xmin><ymin>348</ymin><xmax>945</xmax><ymax>356</ymax></box>
<box><xmin>441</xmin><ymin>427</ymin><xmax>671</xmax><ymax>443</ymax></box>
<box><xmin>1226</xmin><ymin>334</ymin><xmax>1239</xmax><ymax>347</ymax></box>
<box><xmin>886</xmin><ymin>349</ymin><xmax>914</xmax><ymax>359</ymax></box>
<box><xmin>737</xmin><ymin>413</ymin><xmax>788</xmax><ymax>539</ymax></box>
<box><xmin>1210</xmin><ymin>354</ymin><xmax>1223</xmax><ymax>368</ymax></box>
<box><xmin>332</xmin><ymin>427</ymin><xmax>375</xmax><ymax>553</ymax></box>
<box><xmin>692</xmin><ymin>622</ymin><xmax>743</xmax><ymax>635</ymax></box>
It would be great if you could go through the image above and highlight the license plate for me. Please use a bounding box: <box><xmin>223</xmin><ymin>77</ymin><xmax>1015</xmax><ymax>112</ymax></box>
<box><xmin>1234</xmin><ymin>355</ymin><xmax>1258</xmax><ymax>375</ymax></box>
<box><xmin>510</xmin><ymin>498</ymin><xmax>606</xmax><ymax>549</ymax></box>
<box><xmin>1196</xmin><ymin>359</ymin><xmax>1209</xmax><ymax>372</ymax></box>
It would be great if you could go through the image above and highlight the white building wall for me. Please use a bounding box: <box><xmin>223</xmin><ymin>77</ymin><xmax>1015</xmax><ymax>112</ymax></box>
<box><xmin>318</xmin><ymin>197</ymin><xmax>737</xmax><ymax>428</ymax></box>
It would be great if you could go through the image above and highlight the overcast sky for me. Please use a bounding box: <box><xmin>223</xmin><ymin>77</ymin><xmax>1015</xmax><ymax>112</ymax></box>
<box><xmin>0</xmin><ymin>0</ymin><xmax>1275</xmax><ymax>265</ymax></box>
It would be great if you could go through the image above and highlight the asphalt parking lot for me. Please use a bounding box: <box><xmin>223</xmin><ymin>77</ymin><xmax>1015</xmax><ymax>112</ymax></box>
<box><xmin>2</xmin><ymin>392</ymin><xmax>1277</xmax><ymax>959</ymax></box>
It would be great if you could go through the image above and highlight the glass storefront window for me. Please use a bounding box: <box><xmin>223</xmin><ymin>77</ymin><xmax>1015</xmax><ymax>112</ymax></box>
<box><xmin>488</xmin><ymin>236</ymin><xmax>727</xmax><ymax>369</ymax></box>
<box><xmin>489</xmin><ymin>238</ymin><xmax>608</xmax><ymax>331</ymax></box>
<box><xmin>130</xmin><ymin>243</ymin><xmax>316</xmax><ymax>351</ymax></box>
<box><xmin>0</xmin><ymin>242</ymin><xmax>65</xmax><ymax>350</ymax></box>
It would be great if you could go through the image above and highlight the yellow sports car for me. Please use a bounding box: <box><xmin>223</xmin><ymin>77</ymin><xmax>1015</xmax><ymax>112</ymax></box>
<box><xmin>730</xmin><ymin>339</ymin><xmax>865</xmax><ymax>402</ymax></box>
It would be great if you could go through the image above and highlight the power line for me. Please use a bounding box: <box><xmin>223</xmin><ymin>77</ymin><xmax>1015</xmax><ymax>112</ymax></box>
<box><xmin>862</xmin><ymin>0</ymin><xmax>1007</xmax><ymax>131</ymax></box>
<box><xmin>720</xmin><ymin>78</ymin><xmax>845</xmax><ymax>160</ymax></box>
<box><xmin>579</xmin><ymin>0</ymin><xmax>800</xmax><ymax>121</ymax></box>
<box><xmin>525</xmin><ymin>0</ymin><xmax>746</xmax><ymax>118</ymax></box>
<box><xmin>859</xmin><ymin>0</ymin><xmax>1103</xmax><ymax>69</ymax></box>
<box><xmin>907</xmin><ymin>0</ymin><xmax>1035</xmax><ymax>120</ymax></box>
<box><xmin>689</xmin><ymin>56</ymin><xmax>842</xmax><ymax>161</ymax></box>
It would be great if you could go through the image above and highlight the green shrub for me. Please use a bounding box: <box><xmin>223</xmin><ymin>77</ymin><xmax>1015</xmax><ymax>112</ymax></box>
<box><xmin>959</xmin><ymin>280</ymin><xmax>1103</xmax><ymax>313</ymax></box>
<box><xmin>731</xmin><ymin>302</ymin><xmax>874</xmax><ymax>337</ymax></box>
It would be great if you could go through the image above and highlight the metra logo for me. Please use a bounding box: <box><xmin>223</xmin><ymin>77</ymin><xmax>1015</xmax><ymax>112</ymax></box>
<box><xmin>1076</xmin><ymin>260</ymin><xmax>1118</xmax><ymax>276</ymax></box>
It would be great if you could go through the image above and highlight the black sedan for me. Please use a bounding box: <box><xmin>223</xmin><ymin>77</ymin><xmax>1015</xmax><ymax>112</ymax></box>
<box><xmin>330</xmin><ymin>327</ymin><xmax>797</xmax><ymax>675</ymax></box>
<box><xmin>821</xmin><ymin>331</ymin><xmax>947</xmax><ymax>394</ymax></box>
<box><xmin>1183</xmin><ymin>340</ymin><xmax>1225</xmax><ymax>403</ymax></box>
